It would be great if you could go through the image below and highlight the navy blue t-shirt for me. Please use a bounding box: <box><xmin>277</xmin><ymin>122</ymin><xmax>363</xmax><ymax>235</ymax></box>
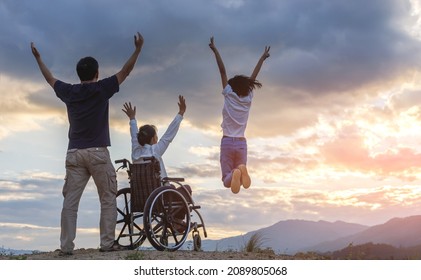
<box><xmin>54</xmin><ymin>75</ymin><xmax>119</xmax><ymax>149</ymax></box>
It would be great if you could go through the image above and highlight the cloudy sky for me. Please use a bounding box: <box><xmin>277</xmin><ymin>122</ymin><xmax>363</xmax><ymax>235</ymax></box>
<box><xmin>1</xmin><ymin>0</ymin><xmax>421</xmax><ymax>251</ymax></box>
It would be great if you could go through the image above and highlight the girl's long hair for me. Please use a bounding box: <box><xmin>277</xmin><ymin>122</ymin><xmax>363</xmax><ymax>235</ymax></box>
<box><xmin>228</xmin><ymin>75</ymin><xmax>262</xmax><ymax>97</ymax></box>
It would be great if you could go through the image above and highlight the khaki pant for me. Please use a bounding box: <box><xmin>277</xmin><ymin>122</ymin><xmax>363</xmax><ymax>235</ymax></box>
<box><xmin>60</xmin><ymin>147</ymin><xmax>117</xmax><ymax>252</ymax></box>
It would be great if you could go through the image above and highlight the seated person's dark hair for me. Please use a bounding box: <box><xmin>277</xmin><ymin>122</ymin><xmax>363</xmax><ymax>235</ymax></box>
<box><xmin>76</xmin><ymin>56</ymin><xmax>99</xmax><ymax>81</ymax></box>
<box><xmin>137</xmin><ymin>125</ymin><xmax>156</xmax><ymax>146</ymax></box>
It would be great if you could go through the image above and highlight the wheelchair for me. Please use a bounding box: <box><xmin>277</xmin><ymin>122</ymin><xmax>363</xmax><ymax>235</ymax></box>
<box><xmin>114</xmin><ymin>157</ymin><xmax>207</xmax><ymax>251</ymax></box>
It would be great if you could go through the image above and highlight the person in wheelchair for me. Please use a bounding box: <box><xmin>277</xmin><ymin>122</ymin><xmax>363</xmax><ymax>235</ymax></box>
<box><xmin>122</xmin><ymin>95</ymin><xmax>192</xmax><ymax>201</ymax></box>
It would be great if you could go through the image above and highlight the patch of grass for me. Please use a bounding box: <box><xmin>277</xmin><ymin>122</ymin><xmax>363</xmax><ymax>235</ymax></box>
<box><xmin>7</xmin><ymin>255</ymin><xmax>27</xmax><ymax>260</ymax></box>
<box><xmin>164</xmin><ymin>250</ymin><xmax>176</xmax><ymax>260</ymax></box>
<box><xmin>242</xmin><ymin>232</ymin><xmax>267</xmax><ymax>253</ymax></box>
<box><xmin>125</xmin><ymin>251</ymin><xmax>145</xmax><ymax>260</ymax></box>
<box><xmin>0</xmin><ymin>246</ymin><xmax>28</xmax><ymax>260</ymax></box>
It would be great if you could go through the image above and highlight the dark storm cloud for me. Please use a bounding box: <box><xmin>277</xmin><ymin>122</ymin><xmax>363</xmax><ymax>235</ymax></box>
<box><xmin>1</xmin><ymin>0</ymin><xmax>420</xmax><ymax>134</ymax></box>
<box><xmin>271</xmin><ymin>0</ymin><xmax>421</xmax><ymax>94</ymax></box>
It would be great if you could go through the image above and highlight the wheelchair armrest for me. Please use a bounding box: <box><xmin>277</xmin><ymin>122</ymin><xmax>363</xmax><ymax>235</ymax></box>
<box><xmin>162</xmin><ymin>177</ymin><xmax>185</xmax><ymax>183</ymax></box>
<box><xmin>141</xmin><ymin>156</ymin><xmax>155</xmax><ymax>162</ymax></box>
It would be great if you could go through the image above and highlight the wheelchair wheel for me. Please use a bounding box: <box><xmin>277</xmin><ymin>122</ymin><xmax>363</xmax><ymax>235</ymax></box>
<box><xmin>144</xmin><ymin>186</ymin><xmax>191</xmax><ymax>251</ymax></box>
<box><xmin>115</xmin><ymin>187</ymin><xmax>146</xmax><ymax>249</ymax></box>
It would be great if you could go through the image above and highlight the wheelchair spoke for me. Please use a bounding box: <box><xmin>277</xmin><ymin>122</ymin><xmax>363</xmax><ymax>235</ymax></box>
<box><xmin>152</xmin><ymin>220</ymin><xmax>165</xmax><ymax>234</ymax></box>
<box><xmin>115</xmin><ymin>188</ymin><xmax>146</xmax><ymax>249</ymax></box>
<box><xmin>116</xmin><ymin>223</ymin><xmax>128</xmax><ymax>240</ymax></box>
<box><xmin>133</xmin><ymin>212</ymin><xmax>143</xmax><ymax>219</ymax></box>
<box><xmin>169</xmin><ymin>225</ymin><xmax>179</xmax><ymax>242</ymax></box>
<box><xmin>116</xmin><ymin>217</ymin><xmax>125</xmax><ymax>224</ymax></box>
<box><xmin>151</xmin><ymin>211</ymin><xmax>165</xmax><ymax>221</ymax></box>
<box><xmin>132</xmin><ymin>221</ymin><xmax>143</xmax><ymax>232</ymax></box>
<box><xmin>117</xmin><ymin>207</ymin><xmax>126</xmax><ymax>217</ymax></box>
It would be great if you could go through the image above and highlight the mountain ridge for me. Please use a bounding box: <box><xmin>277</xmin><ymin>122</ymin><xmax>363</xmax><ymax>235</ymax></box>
<box><xmin>307</xmin><ymin>215</ymin><xmax>421</xmax><ymax>252</ymax></box>
<box><xmin>200</xmin><ymin>215</ymin><xmax>421</xmax><ymax>254</ymax></box>
<box><xmin>5</xmin><ymin>215</ymin><xmax>421</xmax><ymax>256</ymax></box>
<box><xmin>200</xmin><ymin>218</ymin><xmax>369</xmax><ymax>254</ymax></box>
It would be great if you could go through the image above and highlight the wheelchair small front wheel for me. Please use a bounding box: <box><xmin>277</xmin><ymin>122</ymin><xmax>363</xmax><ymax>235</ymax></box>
<box><xmin>143</xmin><ymin>186</ymin><xmax>191</xmax><ymax>251</ymax></box>
<box><xmin>193</xmin><ymin>232</ymin><xmax>201</xmax><ymax>251</ymax></box>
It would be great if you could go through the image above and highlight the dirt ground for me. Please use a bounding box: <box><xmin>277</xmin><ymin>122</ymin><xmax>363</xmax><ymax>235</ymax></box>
<box><xmin>0</xmin><ymin>248</ymin><xmax>321</xmax><ymax>260</ymax></box>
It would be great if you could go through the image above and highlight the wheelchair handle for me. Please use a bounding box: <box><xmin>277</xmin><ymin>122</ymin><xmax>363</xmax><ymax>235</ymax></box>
<box><xmin>115</xmin><ymin>159</ymin><xmax>130</xmax><ymax>171</ymax></box>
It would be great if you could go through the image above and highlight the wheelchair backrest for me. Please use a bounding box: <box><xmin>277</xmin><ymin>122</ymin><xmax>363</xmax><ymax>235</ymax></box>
<box><xmin>129</xmin><ymin>157</ymin><xmax>161</xmax><ymax>212</ymax></box>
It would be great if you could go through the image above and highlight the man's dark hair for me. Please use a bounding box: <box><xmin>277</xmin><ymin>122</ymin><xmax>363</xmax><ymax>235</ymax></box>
<box><xmin>137</xmin><ymin>125</ymin><xmax>157</xmax><ymax>146</ymax></box>
<box><xmin>76</xmin><ymin>56</ymin><xmax>99</xmax><ymax>81</ymax></box>
<box><xmin>228</xmin><ymin>75</ymin><xmax>262</xmax><ymax>97</ymax></box>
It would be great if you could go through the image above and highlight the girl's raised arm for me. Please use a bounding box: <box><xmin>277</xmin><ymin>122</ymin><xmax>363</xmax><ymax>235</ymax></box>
<box><xmin>251</xmin><ymin>46</ymin><xmax>270</xmax><ymax>81</ymax></box>
<box><xmin>209</xmin><ymin>37</ymin><xmax>228</xmax><ymax>89</ymax></box>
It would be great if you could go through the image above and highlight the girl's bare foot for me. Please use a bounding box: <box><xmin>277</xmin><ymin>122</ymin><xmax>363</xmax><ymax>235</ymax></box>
<box><xmin>238</xmin><ymin>164</ymin><xmax>251</xmax><ymax>189</ymax></box>
<box><xmin>230</xmin><ymin>169</ymin><xmax>241</xmax><ymax>194</ymax></box>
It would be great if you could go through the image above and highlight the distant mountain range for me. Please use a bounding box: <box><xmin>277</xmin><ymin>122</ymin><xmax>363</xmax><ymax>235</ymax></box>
<box><xmin>197</xmin><ymin>215</ymin><xmax>421</xmax><ymax>254</ymax></box>
<box><xmin>5</xmin><ymin>215</ymin><xmax>421</xmax><ymax>256</ymax></box>
<box><xmin>306</xmin><ymin>215</ymin><xmax>421</xmax><ymax>253</ymax></box>
<box><xmin>0</xmin><ymin>247</ymin><xmax>37</xmax><ymax>256</ymax></box>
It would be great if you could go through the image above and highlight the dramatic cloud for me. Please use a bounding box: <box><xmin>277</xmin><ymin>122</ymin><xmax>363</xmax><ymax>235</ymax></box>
<box><xmin>2</xmin><ymin>0</ymin><xmax>420</xmax><ymax>137</ymax></box>
<box><xmin>2</xmin><ymin>0</ymin><xmax>421</xmax><ymax>251</ymax></box>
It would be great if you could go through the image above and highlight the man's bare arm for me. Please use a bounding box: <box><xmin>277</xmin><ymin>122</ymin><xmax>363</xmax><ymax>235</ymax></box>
<box><xmin>31</xmin><ymin>42</ymin><xmax>57</xmax><ymax>88</ymax></box>
<box><xmin>116</xmin><ymin>32</ymin><xmax>144</xmax><ymax>85</ymax></box>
